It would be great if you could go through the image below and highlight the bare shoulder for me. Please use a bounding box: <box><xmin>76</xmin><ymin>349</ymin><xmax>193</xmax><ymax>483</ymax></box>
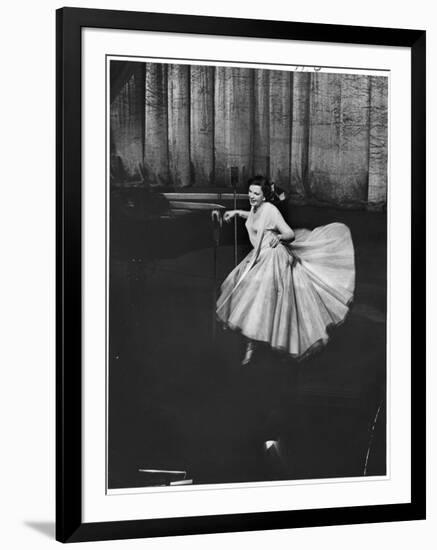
<box><xmin>264</xmin><ymin>202</ymin><xmax>279</xmax><ymax>213</ymax></box>
<box><xmin>265</xmin><ymin>202</ymin><xmax>284</xmax><ymax>220</ymax></box>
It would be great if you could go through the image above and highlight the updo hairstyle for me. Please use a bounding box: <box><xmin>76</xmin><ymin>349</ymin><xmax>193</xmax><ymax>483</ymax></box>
<box><xmin>247</xmin><ymin>175</ymin><xmax>273</xmax><ymax>202</ymax></box>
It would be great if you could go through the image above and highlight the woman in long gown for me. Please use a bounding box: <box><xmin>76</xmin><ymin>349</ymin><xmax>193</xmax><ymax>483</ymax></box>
<box><xmin>216</xmin><ymin>176</ymin><xmax>355</xmax><ymax>365</ymax></box>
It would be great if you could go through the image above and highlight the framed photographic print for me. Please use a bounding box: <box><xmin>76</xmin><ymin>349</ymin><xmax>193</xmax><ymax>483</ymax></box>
<box><xmin>56</xmin><ymin>7</ymin><xmax>426</xmax><ymax>543</ymax></box>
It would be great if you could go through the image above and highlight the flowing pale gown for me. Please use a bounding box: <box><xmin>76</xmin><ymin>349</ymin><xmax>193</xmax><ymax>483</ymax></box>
<box><xmin>216</xmin><ymin>202</ymin><xmax>355</xmax><ymax>359</ymax></box>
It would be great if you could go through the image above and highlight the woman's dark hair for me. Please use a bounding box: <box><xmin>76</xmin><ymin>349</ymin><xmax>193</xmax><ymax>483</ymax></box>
<box><xmin>247</xmin><ymin>175</ymin><xmax>273</xmax><ymax>202</ymax></box>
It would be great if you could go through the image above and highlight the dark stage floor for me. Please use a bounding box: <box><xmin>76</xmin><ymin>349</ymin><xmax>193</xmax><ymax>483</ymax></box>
<box><xmin>108</xmin><ymin>205</ymin><xmax>387</xmax><ymax>489</ymax></box>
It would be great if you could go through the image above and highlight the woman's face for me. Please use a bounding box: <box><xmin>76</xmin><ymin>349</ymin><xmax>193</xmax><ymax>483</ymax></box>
<box><xmin>248</xmin><ymin>184</ymin><xmax>265</xmax><ymax>209</ymax></box>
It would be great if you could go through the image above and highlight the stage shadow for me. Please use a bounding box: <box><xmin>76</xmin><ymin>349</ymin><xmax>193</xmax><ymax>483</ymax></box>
<box><xmin>24</xmin><ymin>521</ymin><xmax>55</xmax><ymax>539</ymax></box>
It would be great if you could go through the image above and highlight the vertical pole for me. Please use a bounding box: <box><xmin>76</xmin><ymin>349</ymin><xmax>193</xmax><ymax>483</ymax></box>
<box><xmin>211</xmin><ymin>209</ymin><xmax>222</xmax><ymax>342</ymax></box>
<box><xmin>212</xmin><ymin>242</ymin><xmax>217</xmax><ymax>340</ymax></box>
<box><xmin>233</xmin><ymin>189</ymin><xmax>237</xmax><ymax>267</ymax></box>
<box><xmin>230</xmin><ymin>166</ymin><xmax>239</xmax><ymax>267</ymax></box>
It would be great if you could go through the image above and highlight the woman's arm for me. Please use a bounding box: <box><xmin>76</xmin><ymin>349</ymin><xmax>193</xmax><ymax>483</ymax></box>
<box><xmin>277</xmin><ymin>226</ymin><xmax>295</xmax><ymax>243</ymax></box>
<box><xmin>223</xmin><ymin>209</ymin><xmax>249</xmax><ymax>222</ymax></box>
<box><xmin>268</xmin><ymin>207</ymin><xmax>295</xmax><ymax>247</ymax></box>
<box><xmin>236</xmin><ymin>209</ymin><xmax>249</xmax><ymax>220</ymax></box>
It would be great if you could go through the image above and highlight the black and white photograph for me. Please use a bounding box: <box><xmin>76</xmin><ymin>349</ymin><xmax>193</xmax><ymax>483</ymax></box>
<box><xmin>0</xmin><ymin>0</ymin><xmax>431</xmax><ymax>547</ymax></box>
<box><xmin>108</xmin><ymin>59</ymin><xmax>388</xmax><ymax>490</ymax></box>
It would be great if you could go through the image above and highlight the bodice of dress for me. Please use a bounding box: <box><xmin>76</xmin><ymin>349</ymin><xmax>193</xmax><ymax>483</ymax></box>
<box><xmin>245</xmin><ymin>202</ymin><xmax>280</xmax><ymax>248</ymax></box>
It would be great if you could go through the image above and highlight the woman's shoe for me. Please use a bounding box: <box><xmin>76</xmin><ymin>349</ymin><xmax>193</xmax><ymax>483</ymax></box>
<box><xmin>241</xmin><ymin>341</ymin><xmax>256</xmax><ymax>366</ymax></box>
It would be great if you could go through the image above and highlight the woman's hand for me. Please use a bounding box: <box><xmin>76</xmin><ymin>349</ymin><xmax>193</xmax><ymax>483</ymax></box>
<box><xmin>269</xmin><ymin>232</ymin><xmax>281</xmax><ymax>248</ymax></box>
<box><xmin>224</xmin><ymin>210</ymin><xmax>237</xmax><ymax>223</ymax></box>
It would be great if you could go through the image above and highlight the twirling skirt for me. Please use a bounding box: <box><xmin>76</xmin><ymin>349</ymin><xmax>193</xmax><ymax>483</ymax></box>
<box><xmin>216</xmin><ymin>223</ymin><xmax>355</xmax><ymax>359</ymax></box>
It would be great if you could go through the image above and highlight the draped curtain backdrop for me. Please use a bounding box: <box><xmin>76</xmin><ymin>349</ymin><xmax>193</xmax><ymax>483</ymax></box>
<box><xmin>110</xmin><ymin>61</ymin><xmax>388</xmax><ymax>209</ymax></box>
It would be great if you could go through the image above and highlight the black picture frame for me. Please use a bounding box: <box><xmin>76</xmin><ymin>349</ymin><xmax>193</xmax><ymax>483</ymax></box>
<box><xmin>56</xmin><ymin>7</ymin><xmax>426</xmax><ymax>543</ymax></box>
